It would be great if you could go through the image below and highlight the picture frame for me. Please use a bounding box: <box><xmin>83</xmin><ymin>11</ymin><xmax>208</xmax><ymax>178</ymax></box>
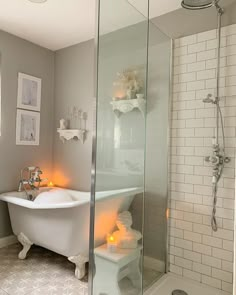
<box><xmin>17</xmin><ymin>73</ymin><xmax>42</xmax><ymax>112</ymax></box>
<box><xmin>16</xmin><ymin>109</ymin><xmax>40</xmax><ymax>146</ymax></box>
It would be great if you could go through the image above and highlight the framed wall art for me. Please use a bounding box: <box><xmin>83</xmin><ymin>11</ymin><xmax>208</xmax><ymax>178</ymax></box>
<box><xmin>17</xmin><ymin>73</ymin><xmax>42</xmax><ymax>112</ymax></box>
<box><xmin>16</xmin><ymin>109</ymin><xmax>40</xmax><ymax>146</ymax></box>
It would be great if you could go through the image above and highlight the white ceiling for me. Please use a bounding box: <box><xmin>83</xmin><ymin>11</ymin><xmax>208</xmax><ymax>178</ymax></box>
<box><xmin>9</xmin><ymin>0</ymin><xmax>236</xmax><ymax>51</ymax></box>
<box><xmin>0</xmin><ymin>0</ymin><xmax>183</xmax><ymax>51</ymax></box>
<box><xmin>0</xmin><ymin>0</ymin><xmax>96</xmax><ymax>51</ymax></box>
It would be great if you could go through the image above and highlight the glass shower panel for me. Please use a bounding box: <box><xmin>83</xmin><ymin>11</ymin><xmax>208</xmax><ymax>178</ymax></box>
<box><xmin>91</xmin><ymin>0</ymin><xmax>149</xmax><ymax>294</ymax></box>
<box><xmin>143</xmin><ymin>22</ymin><xmax>172</xmax><ymax>290</ymax></box>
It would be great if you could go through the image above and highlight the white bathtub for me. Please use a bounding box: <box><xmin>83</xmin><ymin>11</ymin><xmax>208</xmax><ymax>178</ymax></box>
<box><xmin>0</xmin><ymin>187</ymin><xmax>142</xmax><ymax>279</ymax></box>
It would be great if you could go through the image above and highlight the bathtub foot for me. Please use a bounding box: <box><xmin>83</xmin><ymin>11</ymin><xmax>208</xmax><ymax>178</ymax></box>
<box><xmin>68</xmin><ymin>254</ymin><xmax>89</xmax><ymax>280</ymax></box>
<box><xmin>17</xmin><ymin>233</ymin><xmax>33</xmax><ymax>260</ymax></box>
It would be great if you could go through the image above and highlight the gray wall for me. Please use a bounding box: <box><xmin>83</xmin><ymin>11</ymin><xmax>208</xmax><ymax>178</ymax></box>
<box><xmin>95</xmin><ymin>23</ymin><xmax>147</xmax><ymax>192</ymax></box>
<box><xmin>0</xmin><ymin>34</ymin><xmax>95</xmax><ymax>239</ymax></box>
<box><xmin>0</xmin><ymin>30</ymin><xmax>54</xmax><ymax>238</ymax></box>
<box><xmin>53</xmin><ymin>40</ymin><xmax>94</xmax><ymax>191</ymax></box>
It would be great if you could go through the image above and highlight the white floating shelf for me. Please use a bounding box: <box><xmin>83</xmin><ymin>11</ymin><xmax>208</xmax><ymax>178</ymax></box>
<box><xmin>57</xmin><ymin>129</ymin><xmax>86</xmax><ymax>144</ymax></box>
<box><xmin>110</xmin><ymin>98</ymin><xmax>146</xmax><ymax>117</ymax></box>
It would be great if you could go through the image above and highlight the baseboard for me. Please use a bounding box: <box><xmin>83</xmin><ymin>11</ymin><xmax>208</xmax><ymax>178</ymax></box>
<box><xmin>144</xmin><ymin>255</ymin><xmax>165</xmax><ymax>273</ymax></box>
<box><xmin>0</xmin><ymin>235</ymin><xmax>18</xmax><ymax>248</ymax></box>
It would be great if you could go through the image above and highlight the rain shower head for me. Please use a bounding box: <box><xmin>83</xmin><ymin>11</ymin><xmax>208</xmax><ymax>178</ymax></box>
<box><xmin>181</xmin><ymin>0</ymin><xmax>220</xmax><ymax>10</ymax></box>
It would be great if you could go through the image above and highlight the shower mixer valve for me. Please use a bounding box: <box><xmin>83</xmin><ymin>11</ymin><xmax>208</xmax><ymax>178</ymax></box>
<box><xmin>205</xmin><ymin>141</ymin><xmax>230</xmax><ymax>184</ymax></box>
<box><xmin>205</xmin><ymin>153</ymin><xmax>222</xmax><ymax>184</ymax></box>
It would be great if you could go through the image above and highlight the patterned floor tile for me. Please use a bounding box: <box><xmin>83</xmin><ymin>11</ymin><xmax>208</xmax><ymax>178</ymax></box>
<box><xmin>28</xmin><ymin>274</ymin><xmax>88</xmax><ymax>295</ymax></box>
<box><xmin>0</xmin><ymin>244</ymin><xmax>88</xmax><ymax>295</ymax></box>
<box><xmin>0</xmin><ymin>243</ymin><xmax>157</xmax><ymax>295</ymax></box>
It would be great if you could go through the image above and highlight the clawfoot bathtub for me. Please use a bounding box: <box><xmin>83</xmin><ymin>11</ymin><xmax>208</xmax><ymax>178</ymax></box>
<box><xmin>0</xmin><ymin>187</ymin><xmax>142</xmax><ymax>279</ymax></box>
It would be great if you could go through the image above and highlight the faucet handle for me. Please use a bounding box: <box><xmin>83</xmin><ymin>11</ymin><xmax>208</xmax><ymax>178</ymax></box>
<box><xmin>205</xmin><ymin>156</ymin><xmax>211</xmax><ymax>162</ymax></box>
<box><xmin>204</xmin><ymin>156</ymin><xmax>220</xmax><ymax>165</ymax></box>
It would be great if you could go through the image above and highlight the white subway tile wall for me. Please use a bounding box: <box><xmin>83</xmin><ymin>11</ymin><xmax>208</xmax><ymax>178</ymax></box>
<box><xmin>170</xmin><ymin>24</ymin><xmax>236</xmax><ymax>293</ymax></box>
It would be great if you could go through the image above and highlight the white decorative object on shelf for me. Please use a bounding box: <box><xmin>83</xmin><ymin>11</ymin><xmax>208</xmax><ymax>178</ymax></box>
<box><xmin>136</xmin><ymin>93</ymin><xmax>144</xmax><ymax>99</ymax></box>
<box><xmin>111</xmin><ymin>98</ymin><xmax>146</xmax><ymax>117</ymax></box>
<box><xmin>59</xmin><ymin>119</ymin><xmax>68</xmax><ymax>130</ymax></box>
<box><xmin>57</xmin><ymin>129</ymin><xmax>86</xmax><ymax>144</ymax></box>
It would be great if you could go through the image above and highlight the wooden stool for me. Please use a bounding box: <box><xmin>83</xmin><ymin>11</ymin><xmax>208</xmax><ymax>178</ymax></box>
<box><xmin>93</xmin><ymin>244</ymin><xmax>142</xmax><ymax>295</ymax></box>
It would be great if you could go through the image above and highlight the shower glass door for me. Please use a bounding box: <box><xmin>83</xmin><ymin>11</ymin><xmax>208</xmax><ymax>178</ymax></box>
<box><xmin>143</xmin><ymin>21</ymin><xmax>172</xmax><ymax>290</ymax></box>
<box><xmin>90</xmin><ymin>0</ymin><xmax>149</xmax><ymax>294</ymax></box>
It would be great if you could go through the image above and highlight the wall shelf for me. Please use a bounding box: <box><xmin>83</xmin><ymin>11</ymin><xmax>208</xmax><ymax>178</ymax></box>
<box><xmin>57</xmin><ymin>129</ymin><xmax>86</xmax><ymax>144</ymax></box>
<box><xmin>110</xmin><ymin>98</ymin><xmax>146</xmax><ymax>118</ymax></box>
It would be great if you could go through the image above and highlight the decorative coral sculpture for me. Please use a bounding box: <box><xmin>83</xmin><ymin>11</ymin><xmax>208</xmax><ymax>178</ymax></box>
<box><xmin>113</xmin><ymin>68</ymin><xmax>144</xmax><ymax>100</ymax></box>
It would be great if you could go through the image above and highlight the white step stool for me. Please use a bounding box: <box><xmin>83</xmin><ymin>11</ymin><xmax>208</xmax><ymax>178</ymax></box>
<box><xmin>93</xmin><ymin>244</ymin><xmax>142</xmax><ymax>295</ymax></box>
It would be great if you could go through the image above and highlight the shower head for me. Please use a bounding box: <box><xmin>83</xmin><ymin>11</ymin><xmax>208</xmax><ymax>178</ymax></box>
<box><xmin>181</xmin><ymin>0</ymin><xmax>220</xmax><ymax>10</ymax></box>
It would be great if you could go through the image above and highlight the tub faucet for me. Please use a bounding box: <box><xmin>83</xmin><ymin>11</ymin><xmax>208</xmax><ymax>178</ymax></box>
<box><xmin>18</xmin><ymin>166</ymin><xmax>47</xmax><ymax>200</ymax></box>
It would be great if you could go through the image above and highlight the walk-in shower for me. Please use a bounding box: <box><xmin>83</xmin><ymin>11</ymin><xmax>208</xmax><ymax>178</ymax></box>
<box><xmin>90</xmin><ymin>0</ymin><xmax>235</xmax><ymax>294</ymax></box>
<box><xmin>182</xmin><ymin>0</ymin><xmax>229</xmax><ymax>232</ymax></box>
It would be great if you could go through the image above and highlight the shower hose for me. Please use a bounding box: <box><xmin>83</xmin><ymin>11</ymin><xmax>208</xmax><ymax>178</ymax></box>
<box><xmin>211</xmin><ymin>103</ymin><xmax>225</xmax><ymax>232</ymax></box>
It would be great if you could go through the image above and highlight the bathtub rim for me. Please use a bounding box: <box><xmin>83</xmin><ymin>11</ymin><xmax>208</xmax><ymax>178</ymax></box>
<box><xmin>0</xmin><ymin>187</ymin><xmax>143</xmax><ymax>209</ymax></box>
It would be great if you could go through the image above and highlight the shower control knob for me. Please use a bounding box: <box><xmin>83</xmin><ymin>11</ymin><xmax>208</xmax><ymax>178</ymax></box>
<box><xmin>205</xmin><ymin>156</ymin><xmax>211</xmax><ymax>162</ymax></box>
<box><xmin>212</xmin><ymin>156</ymin><xmax>220</xmax><ymax>165</ymax></box>
<box><xmin>204</xmin><ymin>156</ymin><xmax>220</xmax><ymax>165</ymax></box>
<box><xmin>224</xmin><ymin>157</ymin><xmax>230</xmax><ymax>163</ymax></box>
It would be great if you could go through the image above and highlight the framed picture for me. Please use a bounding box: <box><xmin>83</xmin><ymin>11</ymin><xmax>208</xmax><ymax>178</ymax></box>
<box><xmin>16</xmin><ymin>109</ymin><xmax>40</xmax><ymax>146</ymax></box>
<box><xmin>17</xmin><ymin>73</ymin><xmax>42</xmax><ymax>112</ymax></box>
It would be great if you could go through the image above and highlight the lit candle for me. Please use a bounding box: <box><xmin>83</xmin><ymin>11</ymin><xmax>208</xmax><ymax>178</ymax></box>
<box><xmin>107</xmin><ymin>234</ymin><xmax>117</xmax><ymax>253</ymax></box>
<box><xmin>48</xmin><ymin>181</ymin><xmax>54</xmax><ymax>187</ymax></box>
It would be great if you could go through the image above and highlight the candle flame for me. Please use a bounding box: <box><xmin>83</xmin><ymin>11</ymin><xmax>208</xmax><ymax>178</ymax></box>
<box><xmin>48</xmin><ymin>181</ymin><xmax>54</xmax><ymax>187</ymax></box>
<box><xmin>107</xmin><ymin>234</ymin><xmax>116</xmax><ymax>244</ymax></box>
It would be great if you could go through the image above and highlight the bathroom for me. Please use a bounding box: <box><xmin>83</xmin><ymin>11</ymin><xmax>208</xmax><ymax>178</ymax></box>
<box><xmin>0</xmin><ymin>0</ymin><xmax>235</xmax><ymax>294</ymax></box>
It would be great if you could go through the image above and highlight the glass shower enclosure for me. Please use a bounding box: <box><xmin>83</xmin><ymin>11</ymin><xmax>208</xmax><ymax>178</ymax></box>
<box><xmin>89</xmin><ymin>0</ymin><xmax>172</xmax><ymax>294</ymax></box>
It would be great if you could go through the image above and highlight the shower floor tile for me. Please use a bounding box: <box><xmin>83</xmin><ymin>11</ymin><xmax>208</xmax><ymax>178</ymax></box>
<box><xmin>0</xmin><ymin>243</ymin><xmax>88</xmax><ymax>295</ymax></box>
<box><xmin>143</xmin><ymin>267</ymin><xmax>162</xmax><ymax>290</ymax></box>
<box><xmin>145</xmin><ymin>273</ymin><xmax>231</xmax><ymax>295</ymax></box>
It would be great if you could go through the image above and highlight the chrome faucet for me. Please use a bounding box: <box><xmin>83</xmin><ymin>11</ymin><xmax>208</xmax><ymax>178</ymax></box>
<box><xmin>18</xmin><ymin>166</ymin><xmax>47</xmax><ymax>201</ymax></box>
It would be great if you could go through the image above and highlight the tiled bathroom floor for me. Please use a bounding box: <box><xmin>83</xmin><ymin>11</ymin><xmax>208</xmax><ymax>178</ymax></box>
<box><xmin>0</xmin><ymin>243</ymin><xmax>162</xmax><ymax>295</ymax></box>
<box><xmin>0</xmin><ymin>243</ymin><xmax>88</xmax><ymax>295</ymax></box>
